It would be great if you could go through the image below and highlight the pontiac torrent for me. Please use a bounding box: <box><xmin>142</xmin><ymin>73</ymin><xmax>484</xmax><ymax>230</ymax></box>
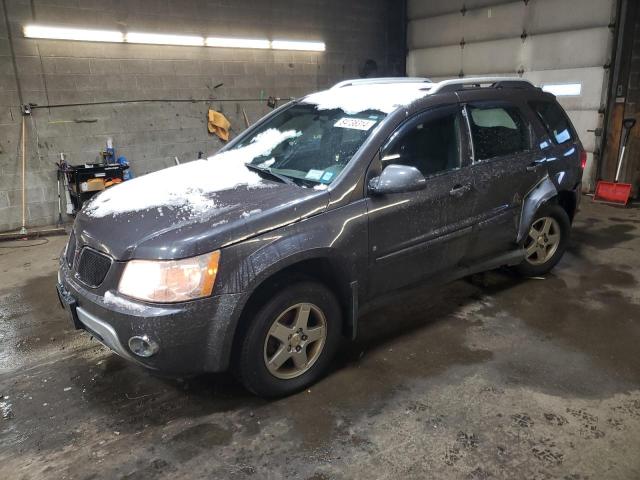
<box><xmin>57</xmin><ymin>77</ymin><xmax>583</xmax><ymax>397</ymax></box>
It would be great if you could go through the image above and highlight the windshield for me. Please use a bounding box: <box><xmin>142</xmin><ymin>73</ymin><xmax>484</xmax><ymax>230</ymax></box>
<box><xmin>230</xmin><ymin>104</ymin><xmax>386</xmax><ymax>187</ymax></box>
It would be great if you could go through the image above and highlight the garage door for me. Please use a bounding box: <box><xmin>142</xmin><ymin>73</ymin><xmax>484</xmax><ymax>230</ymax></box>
<box><xmin>406</xmin><ymin>0</ymin><xmax>616</xmax><ymax>191</ymax></box>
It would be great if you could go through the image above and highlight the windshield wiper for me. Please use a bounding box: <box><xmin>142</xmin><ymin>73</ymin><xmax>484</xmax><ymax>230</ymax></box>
<box><xmin>245</xmin><ymin>163</ymin><xmax>297</xmax><ymax>186</ymax></box>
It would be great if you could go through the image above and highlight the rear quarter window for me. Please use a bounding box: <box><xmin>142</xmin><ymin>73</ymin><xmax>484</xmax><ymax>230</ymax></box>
<box><xmin>530</xmin><ymin>101</ymin><xmax>574</xmax><ymax>145</ymax></box>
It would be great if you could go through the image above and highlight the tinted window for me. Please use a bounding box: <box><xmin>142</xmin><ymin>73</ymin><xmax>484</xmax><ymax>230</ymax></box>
<box><xmin>530</xmin><ymin>101</ymin><xmax>574</xmax><ymax>145</ymax></box>
<box><xmin>468</xmin><ymin>105</ymin><xmax>531</xmax><ymax>160</ymax></box>
<box><xmin>382</xmin><ymin>111</ymin><xmax>461</xmax><ymax>177</ymax></box>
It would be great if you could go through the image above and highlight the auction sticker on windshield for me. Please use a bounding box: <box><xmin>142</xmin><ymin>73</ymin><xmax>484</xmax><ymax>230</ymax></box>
<box><xmin>334</xmin><ymin>117</ymin><xmax>377</xmax><ymax>131</ymax></box>
<box><xmin>305</xmin><ymin>169</ymin><xmax>324</xmax><ymax>181</ymax></box>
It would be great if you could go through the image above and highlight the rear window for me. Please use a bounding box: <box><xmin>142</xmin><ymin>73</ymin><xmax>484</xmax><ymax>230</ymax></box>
<box><xmin>530</xmin><ymin>101</ymin><xmax>574</xmax><ymax>145</ymax></box>
<box><xmin>467</xmin><ymin>105</ymin><xmax>531</xmax><ymax>160</ymax></box>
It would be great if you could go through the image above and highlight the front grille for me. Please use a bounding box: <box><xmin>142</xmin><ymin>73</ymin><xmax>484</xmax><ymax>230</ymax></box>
<box><xmin>76</xmin><ymin>248</ymin><xmax>112</xmax><ymax>287</ymax></box>
<box><xmin>66</xmin><ymin>231</ymin><xmax>76</xmax><ymax>267</ymax></box>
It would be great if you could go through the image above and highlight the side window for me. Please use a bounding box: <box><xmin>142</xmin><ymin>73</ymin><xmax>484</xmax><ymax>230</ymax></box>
<box><xmin>467</xmin><ymin>105</ymin><xmax>531</xmax><ymax>160</ymax></box>
<box><xmin>382</xmin><ymin>110</ymin><xmax>461</xmax><ymax>177</ymax></box>
<box><xmin>530</xmin><ymin>101</ymin><xmax>574</xmax><ymax>145</ymax></box>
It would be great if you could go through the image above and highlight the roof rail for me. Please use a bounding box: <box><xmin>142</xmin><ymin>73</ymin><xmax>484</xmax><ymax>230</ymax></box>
<box><xmin>331</xmin><ymin>77</ymin><xmax>433</xmax><ymax>89</ymax></box>
<box><xmin>429</xmin><ymin>77</ymin><xmax>536</xmax><ymax>94</ymax></box>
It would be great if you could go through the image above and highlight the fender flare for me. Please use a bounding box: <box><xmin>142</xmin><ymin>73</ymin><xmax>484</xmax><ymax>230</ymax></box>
<box><xmin>517</xmin><ymin>175</ymin><xmax>559</xmax><ymax>243</ymax></box>
<box><xmin>214</xmin><ymin>244</ymin><xmax>357</xmax><ymax>369</ymax></box>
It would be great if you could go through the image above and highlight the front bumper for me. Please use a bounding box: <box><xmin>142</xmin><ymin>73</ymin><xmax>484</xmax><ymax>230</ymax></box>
<box><xmin>57</xmin><ymin>259</ymin><xmax>242</xmax><ymax>374</ymax></box>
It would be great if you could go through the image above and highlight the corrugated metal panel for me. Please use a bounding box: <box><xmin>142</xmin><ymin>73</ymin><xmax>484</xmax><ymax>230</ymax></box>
<box><xmin>409</xmin><ymin>3</ymin><xmax>526</xmax><ymax>49</ymax></box>
<box><xmin>583</xmin><ymin>152</ymin><xmax>597</xmax><ymax>187</ymax></box>
<box><xmin>409</xmin><ymin>0</ymin><xmax>612</xmax><ymax>49</ymax></box>
<box><xmin>407</xmin><ymin>45</ymin><xmax>462</xmax><ymax>77</ymax></box>
<box><xmin>407</xmin><ymin>0</ymin><xmax>509</xmax><ymax>20</ymax></box>
<box><xmin>526</xmin><ymin>0</ymin><xmax>613</xmax><ymax>34</ymax></box>
<box><xmin>565</xmin><ymin>110</ymin><xmax>601</xmax><ymax>152</ymax></box>
<box><xmin>408</xmin><ymin>13</ymin><xmax>464</xmax><ymax>49</ymax></box>
<box><xmin>522</xmin><ymin>27</ymin><xmax>611</xmax><ymax>71</ymax></box>
<box><xmin>462</xmin><ymin>38</ymin><xmax>523</xmax><ymax>75</ymax></box>
<box><xmin>409</xmin><ymin>29</ymin><xmax>611</xmax><ymax>77</ymax></box>
<box><xmin>406</xmin><ymin>0</ymin><xmax>616</xmax><ymax>191</ymax></box>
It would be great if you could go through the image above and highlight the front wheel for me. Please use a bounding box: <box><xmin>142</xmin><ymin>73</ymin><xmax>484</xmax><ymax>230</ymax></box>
<box><xmin>515</xmin><ymin>204</ymin><xmax>570</xmax><ymax>277</ymax></box>
<box><xmin>237</xmin><ymin>281</ymin><xmax>342</xmax><ymax>397</ymax></box>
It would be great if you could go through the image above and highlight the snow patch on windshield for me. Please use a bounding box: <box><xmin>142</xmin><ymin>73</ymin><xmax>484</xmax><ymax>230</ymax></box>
<box><xmin>84</xmin><ymin>129</ymin><xmax>301</xmax><ymax>218</ymax></box>
<box><xmin>302</xmin><ymin>83</ymin><xmax>429</xmax><ymax>114</ymax></box>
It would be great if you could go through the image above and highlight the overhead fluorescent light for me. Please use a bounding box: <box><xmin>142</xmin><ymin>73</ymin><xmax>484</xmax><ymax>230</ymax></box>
<box><xmin>542</xmin><ymin>83</ymin><xmax>582</xmax><ymax>96</ymax></box>
<box><xmin>126</xmin><ymin>32</ymin><xmax>204</xmax><ymax>46</ymax></box>
<box><xmin>271</xmin><ymin>40</ymin><xmax>325</xmax><ymax>51</ymax></box>
<box><xmin>23</xmin><ymin>24</ymin><xmax>326</xmax><ymax>51</ymax></box>
<box><xmin>24</xmin><ymin>25</ymin><xmax>124</xmax><ymax>43</ymax></box>
<box><xmin>206</xmin><ymin>37</ymin><xmax>270</xmax><ymax>49</ymax></box>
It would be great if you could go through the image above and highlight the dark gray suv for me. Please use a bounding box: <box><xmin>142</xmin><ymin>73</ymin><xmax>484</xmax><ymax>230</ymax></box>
<box><xmin>57</xmin><ymin>77</ymin><xmax>584</xmax><ymax>397</ymax></box>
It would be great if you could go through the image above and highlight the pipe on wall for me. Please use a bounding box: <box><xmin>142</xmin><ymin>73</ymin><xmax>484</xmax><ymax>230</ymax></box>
<box><xmin>20</xmin><ymin>116</ymin><xmax>27</xmax><ymax>235</ymax></box>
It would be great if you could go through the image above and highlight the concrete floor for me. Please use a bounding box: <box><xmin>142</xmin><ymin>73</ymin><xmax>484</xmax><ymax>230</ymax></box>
<box><xmin>1</xmin><ymin>199</ymin><xmax>639</xmax><ymax>479</ymax></box>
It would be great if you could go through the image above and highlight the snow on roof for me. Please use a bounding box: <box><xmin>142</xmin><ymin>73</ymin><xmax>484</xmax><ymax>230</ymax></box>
<box><xmin>84</xmin><ymin>128</ymin><xmax>300</xmax><ymax>218</ymax></box>
<box><xmin>301</xmin><ymin>82</ymin><xmax>431</xmax><ymax>115</ymax></box>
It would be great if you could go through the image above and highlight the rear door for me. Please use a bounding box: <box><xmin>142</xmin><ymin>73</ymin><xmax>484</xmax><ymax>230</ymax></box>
<box><xmin>460</xmin><ymin>99</ymin><xmax>547</xmax><ymax>261</ymax></box>
<box><xmin>366</xmin><ymin>105</ymin><xmax>477</xmax><ymax>297</ymax></box>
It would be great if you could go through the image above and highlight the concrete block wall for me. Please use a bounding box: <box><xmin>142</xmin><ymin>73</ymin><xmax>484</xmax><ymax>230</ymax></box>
<box><xmin>0</xmin><ymin>0</ymin><xmax>405</xmax><ymax>232</ymax></box>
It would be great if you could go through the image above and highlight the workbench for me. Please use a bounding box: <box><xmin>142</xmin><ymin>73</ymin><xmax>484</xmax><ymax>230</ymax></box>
<box><xmin>59</xmin><ymin>163</ymin><xmax>129</xmax><ymax>213</ymax></box>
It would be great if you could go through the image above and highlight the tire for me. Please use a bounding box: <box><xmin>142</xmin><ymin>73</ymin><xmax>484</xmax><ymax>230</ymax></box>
<box><xmin>237</xmin><ymin>281</ymin><xmax>342</xmax><ymax>397</ymax></box>
<box><xmin>515</xmin><ymin>203</ymin><xmax>570</xmax><ymax>277</ymax></box>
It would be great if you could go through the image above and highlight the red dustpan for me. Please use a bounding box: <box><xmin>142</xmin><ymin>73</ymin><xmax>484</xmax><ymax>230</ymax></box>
<box><xmin>594</xmin><ymin>118</ymin><xmax>636</xmax><ymax>206</ymax></box>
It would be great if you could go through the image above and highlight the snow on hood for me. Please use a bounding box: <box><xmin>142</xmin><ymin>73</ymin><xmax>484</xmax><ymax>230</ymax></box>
<box><xmin>84</xmin><ymin>128</ymin><xmax>301</xmax><ymax>218</ymax></box>
<box><xmin>301</xmin><ymin>83</ymin><xmax>430</xmax><ymax>115</ymax></box>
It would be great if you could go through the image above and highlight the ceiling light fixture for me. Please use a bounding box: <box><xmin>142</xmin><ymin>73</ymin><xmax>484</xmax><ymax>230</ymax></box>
<box><xmin>271</xmin><ymin>40</ymin><xmax>326</xmax><ymax>51</ymax></box>
<box><xmin>206</xmin><ymin>37</ymin><xmax>270</xmax><ymax>49</ymax></box>
<box><xmin>125</xmin><ymin>32</ymin><xmax>205</xmax><ymax>46</ymax></box>
<box><xmin>23</xmin><ymin>24</ymin><xmax>326</xmax><ymax>51</ymax></box>
<box><xmin>24</xmin><ymin>25</ymin><xmax>124</xmax><ymax>42</ymax></box>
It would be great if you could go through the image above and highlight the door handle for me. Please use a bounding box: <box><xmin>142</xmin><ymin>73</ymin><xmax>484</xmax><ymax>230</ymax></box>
<box><xmin>526</xmin><ymin>159</ymin><xmax>545</xmax><ymax>172</ymax></box>
<box><xmin>449</xmin><ymin>184</ymin><xmax>471</xmax><ymax>197</ymax></box>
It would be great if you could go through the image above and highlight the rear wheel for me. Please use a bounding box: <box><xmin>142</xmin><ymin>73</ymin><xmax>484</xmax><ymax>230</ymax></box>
<box><xmin>237</xmin><ymin>281</ymin><xmax>342</xmax><ymax>397</ymax></box>
<box><xmin>515</xmin><ymin>204</ymin><xmax>570</xmax><ymax>277</ymax></box>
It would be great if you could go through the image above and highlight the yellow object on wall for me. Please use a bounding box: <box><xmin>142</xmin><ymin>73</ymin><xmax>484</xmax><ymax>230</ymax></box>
<box><xmin>207</xmin><ymin>109</ymin><xmax>231</xmax><ymax>141</ymax></box>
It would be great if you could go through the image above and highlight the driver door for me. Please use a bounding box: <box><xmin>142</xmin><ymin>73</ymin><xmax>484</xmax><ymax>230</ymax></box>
<box><xmin>366</xmin><ymin>105</ymin><xmax>477</xmax><ymax>298</ymax></box>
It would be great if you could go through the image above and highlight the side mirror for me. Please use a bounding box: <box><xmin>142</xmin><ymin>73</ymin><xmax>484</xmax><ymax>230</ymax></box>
<box><xmin>368</xmin><ymin>164</ymin><xmax>426</xmax><ymax>195</ymax></box>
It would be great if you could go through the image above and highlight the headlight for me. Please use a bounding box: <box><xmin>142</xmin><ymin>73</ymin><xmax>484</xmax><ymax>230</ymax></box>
<box><xmin>118</xmin><ymin>251</ymin><xmax>220</xmax><ymax>303</ymax></box>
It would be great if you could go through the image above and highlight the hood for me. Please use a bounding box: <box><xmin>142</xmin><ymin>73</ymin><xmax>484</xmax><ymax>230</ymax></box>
<box><xmin>74</xmin><ymin>128</ymin><xmax>328</xmax><ymax>260</ymax></box>
<box><xmin>75</xmin><ymin>180</ymin><xmax>328</xmax><ymax>261</ymax></box>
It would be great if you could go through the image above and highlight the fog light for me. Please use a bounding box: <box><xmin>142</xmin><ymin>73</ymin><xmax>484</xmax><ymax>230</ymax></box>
<box><xmin>128</xmin><ymin>335</ymin><xmax>159</xmax><ymax>358</ymax></box>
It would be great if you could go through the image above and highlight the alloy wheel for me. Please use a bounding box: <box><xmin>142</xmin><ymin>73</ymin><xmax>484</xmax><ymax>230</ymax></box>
<box><xmin>524</xmin><ymin>216</ymin><xmax>561</xmax><ymax>266</ymax></box>
<box><xmin>263</xmin><ymin>302</ymin><xmax>327</xmax><ymax>380</ymax></box>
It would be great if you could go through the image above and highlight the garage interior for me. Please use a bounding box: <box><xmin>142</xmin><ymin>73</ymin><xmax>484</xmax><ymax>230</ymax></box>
<box><xmin>1</xmin><ymin>0</ymin><xmax>640</xmax><ymax>478</ymax></box>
